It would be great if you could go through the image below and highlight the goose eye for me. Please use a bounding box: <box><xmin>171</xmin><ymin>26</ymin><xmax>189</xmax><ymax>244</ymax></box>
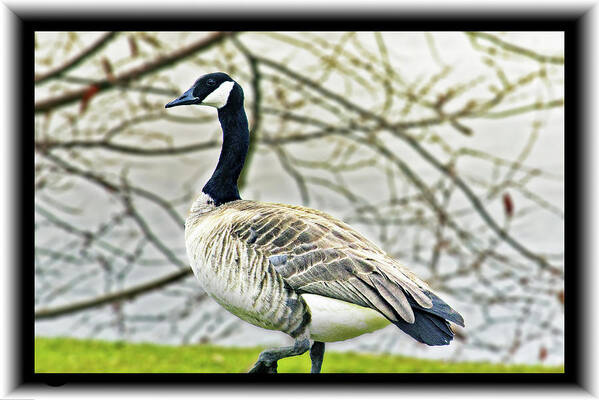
<box><xmin>206</xmin><ymin>79</ymin><xmax>216</xmax><ymax>87</ymax></box>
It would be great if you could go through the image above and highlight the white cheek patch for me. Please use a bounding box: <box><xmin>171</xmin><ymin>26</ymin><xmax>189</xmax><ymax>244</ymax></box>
<box><xmin>201</xmin><ymin>81</ymin><xmax>235</xmax><ymax>108</ymax></box>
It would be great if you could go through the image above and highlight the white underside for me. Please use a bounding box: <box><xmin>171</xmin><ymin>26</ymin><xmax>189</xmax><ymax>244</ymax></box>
<box><xmin>302</xmin><ymin>293</ymin><xmax>391</xmax><ymax>342</ymax></box>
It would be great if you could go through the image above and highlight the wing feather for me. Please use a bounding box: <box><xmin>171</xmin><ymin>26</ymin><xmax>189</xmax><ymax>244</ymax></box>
<box><xmin>370</xmin><ymin>274</ymin><xmax>415</xmax><ymax>323</ymax></box>
<box><xmin>223</xmin><ymin>200</ymin><xmax>462</xmax><ymax>328</ymax></box>
<box><xmin>346</xmin><ymin>278</ymin><xmax>398</xmax><ymax>321</ymax></box>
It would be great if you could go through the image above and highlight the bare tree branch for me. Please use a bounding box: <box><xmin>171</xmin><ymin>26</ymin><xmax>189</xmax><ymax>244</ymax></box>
<box><xmin>35</xmin><ymin>32</ymin><xmax>118</xmax><ymax>84</ymax></box>
<box><xmin>467</xmin><ymin>32</ymin><xmax>564</xmax><ymax>65</ymax></box>
<box><xmin>35</xmin><ymin>269</ymin><xmax>192</xmax><ymax>320</ymax></box>
<box><xmin>254</xmin><ymin>54</ymin><xmax>556</xmax><ymax>271</ymax></box>
<box><xmin>35</xmin><ymin>32</ymin><xmax>234</xmax><ymax>113</ymax></box>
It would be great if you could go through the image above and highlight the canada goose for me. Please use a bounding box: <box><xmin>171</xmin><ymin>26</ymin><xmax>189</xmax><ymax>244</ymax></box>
<box><xmin>165</xmin><ymin>72</ymin><xmax>464</xmax><ymax>373</ymax></box>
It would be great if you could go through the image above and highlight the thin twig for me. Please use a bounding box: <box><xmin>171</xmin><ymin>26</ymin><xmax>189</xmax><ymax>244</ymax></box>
<box><xmin>467</xmin><ymin>32</ymin><xmax>564</xmax><ymax>65</ymax></box>
<box><xmin>35</xmin><ymin>32</ymin><xmax>118</xmax><ymax>84</ymax></box>
<box><xmin>35</xmin><ymin>32</ymin><xmax>234</xmax><ymax>113</ymax></box>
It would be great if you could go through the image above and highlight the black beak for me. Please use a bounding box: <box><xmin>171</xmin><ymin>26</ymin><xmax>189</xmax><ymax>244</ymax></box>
<box><xmin>165</xmin><ymin>87</ymin><xmax>198</xmax><ymax>108</ymax></box>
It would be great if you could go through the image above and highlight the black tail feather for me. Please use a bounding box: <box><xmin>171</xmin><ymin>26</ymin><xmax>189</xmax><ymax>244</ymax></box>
<box><xmin>416</xmin><ymin>290</ymin><xmax>465</xmax><ymax>327</ymax></box>
<box><xmin>392</xmin><ymin>310</ymin><xmax>453</xmax><ymax>346</ymax></box>
<box><xmin>391</xmin><ymin>289</ymin><xmax>464</xmax><ymax>346</ymax></box>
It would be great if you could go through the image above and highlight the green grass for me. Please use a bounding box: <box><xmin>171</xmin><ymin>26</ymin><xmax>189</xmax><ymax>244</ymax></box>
<box><xmin>35</xmin><ymin>337</ymin><xmax>563</xmax><ymax>373</ymax></box>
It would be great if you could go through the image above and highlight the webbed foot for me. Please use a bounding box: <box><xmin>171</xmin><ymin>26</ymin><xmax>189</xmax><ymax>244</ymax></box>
<box><xmin>248</xmin><ymin>360</ymin><xmax>278</xmax><ymax>374</ymax></box>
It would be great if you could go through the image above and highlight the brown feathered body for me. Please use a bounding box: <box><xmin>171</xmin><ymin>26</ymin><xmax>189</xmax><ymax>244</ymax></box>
<box><xmin>185</xmin><ymin>193</ymin><xmax>463</xmax><ymax>344</ymax></box>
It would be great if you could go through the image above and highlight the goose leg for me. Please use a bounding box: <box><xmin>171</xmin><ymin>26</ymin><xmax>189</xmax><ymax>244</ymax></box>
<box><xmin>248</xmin><ymin>334</ymin><xmax>311</xmax><ymax>374</ymax></box>
<box><xmin>309</xmin><ymin>341</ymin><xmax>325</xmax><ymax>373</ymax></box>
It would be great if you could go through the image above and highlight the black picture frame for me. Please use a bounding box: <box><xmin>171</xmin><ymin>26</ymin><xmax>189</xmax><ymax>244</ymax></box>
<box><xmin>5</xmin><ymin>7</ymin><xmax>590</xmax><ymax>397</ymax></box>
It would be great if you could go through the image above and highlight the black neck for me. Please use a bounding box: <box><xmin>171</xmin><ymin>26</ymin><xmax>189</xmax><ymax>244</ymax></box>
<box><xmin>202</xmin><ymin>103</ymin><xmax>249</xmax><ymax>206</ymax></box>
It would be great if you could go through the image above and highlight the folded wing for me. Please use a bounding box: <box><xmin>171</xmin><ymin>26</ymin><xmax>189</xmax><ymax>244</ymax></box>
<box><xmin>228</xmin><ymin>201</ymin><xmax>464</xmax><ymax>345</ymax></box>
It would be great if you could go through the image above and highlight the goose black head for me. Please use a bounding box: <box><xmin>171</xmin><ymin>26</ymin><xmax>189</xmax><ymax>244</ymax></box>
<box><xmin>165</xmin><ymin>72</ymin><xmax>244</xmax><ymax>110</ymax></box>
